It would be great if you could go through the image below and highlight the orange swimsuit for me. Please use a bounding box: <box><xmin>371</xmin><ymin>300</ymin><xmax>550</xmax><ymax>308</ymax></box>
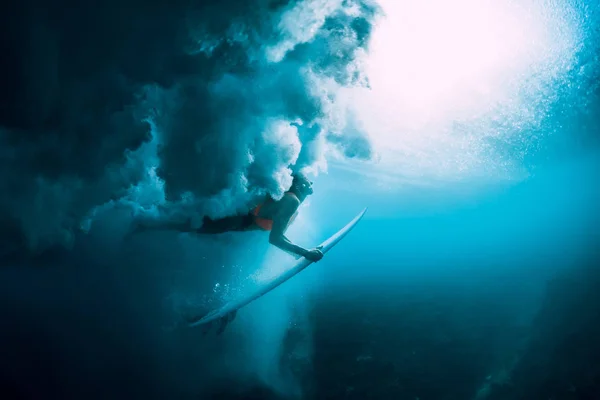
<box><xmin>251</xmin><ymin>193</ymin><xmax>298</xmax><ymax>231</ymax></box>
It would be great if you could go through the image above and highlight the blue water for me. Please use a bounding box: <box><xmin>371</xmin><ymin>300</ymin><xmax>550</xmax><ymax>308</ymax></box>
<box><xmin>1</xmin><ymin>0</ymin><xmax>599</xmax><ymax>399</ymax></box>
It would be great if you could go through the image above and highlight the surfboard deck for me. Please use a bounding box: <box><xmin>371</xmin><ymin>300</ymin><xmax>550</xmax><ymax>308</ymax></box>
<box><xmin>188</xmin><ymin>207</ymin><xmax>367</xmax><ymax>329</ymax></box>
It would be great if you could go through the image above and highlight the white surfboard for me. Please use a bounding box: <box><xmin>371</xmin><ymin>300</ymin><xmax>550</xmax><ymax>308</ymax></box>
<box><xmin>188</xmin><ymin>208</ymin><xmax>367</xmax><ymax>330</ymax></box>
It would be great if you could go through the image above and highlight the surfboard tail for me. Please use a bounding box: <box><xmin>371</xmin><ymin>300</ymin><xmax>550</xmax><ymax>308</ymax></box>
<box><xmin>185</xmin><ymin>311</ymin><xmax>209</xmax><ymax>325</ymax></box>
<box><xmin>183</xmin><ymin>311</ymin><xmax>214</xmax><ymax>335</ymax></box>
<box><xmin>189</xmin><ymin>310</ymin><xmax>238</xmax><ymax>336</ymax></box>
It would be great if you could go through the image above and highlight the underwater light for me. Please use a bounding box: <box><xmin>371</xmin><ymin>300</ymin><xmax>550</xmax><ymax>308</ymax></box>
<box><xmin>366</xmin><ymin>0</ymin><xmax>539</xmax><ymax>118</ymax></box>
<box><xmin>347</xmin><ymin>0</ymin><xmax>582</xmax><ymax>180</ymax></box>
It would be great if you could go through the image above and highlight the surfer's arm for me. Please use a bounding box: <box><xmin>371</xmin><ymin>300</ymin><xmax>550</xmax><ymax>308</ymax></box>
<box><xmin>269</xmin><ymin>196</ymin><xmax>309</xmax><ymax>258</ymax></box>
<box><xmin>270</xmin><ymin>233</ymin><xmax>309</xmax><ymax>259</ymax></box>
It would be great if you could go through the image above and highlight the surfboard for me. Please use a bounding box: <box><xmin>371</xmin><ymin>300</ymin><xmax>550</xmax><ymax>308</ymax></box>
<box><xmin>188</xmin><ymin>207</ymin><xmax>367</xmax><ymax>329</ymax></box>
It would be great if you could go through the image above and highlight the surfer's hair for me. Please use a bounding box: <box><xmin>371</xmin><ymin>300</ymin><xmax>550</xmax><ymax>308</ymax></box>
<box><xmin>291</xmin><ymin>172</ymin><xmax>310</xmax><ymax>185</ymax></box>
<box><xmin>290</xmin><ymin>172</ymin><xmax>313</xmax><ymax>199</ymax></box>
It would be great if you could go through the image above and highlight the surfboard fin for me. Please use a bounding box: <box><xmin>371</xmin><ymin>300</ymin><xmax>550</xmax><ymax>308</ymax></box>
<box><xmin>216</xmin><ymin>310</ymin><xmax>237</xmax><ymax>335</ymax></box>
<box><xmin>217</xmin><ymin>317</ymin><xmax>228</xmax><ymax>335</ymax></box>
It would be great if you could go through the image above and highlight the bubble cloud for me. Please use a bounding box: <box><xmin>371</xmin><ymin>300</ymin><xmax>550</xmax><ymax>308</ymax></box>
<box><xmin>0</xmin><ymin>0</ymin><xmax>380</xmax><ymax>255</ymax></box>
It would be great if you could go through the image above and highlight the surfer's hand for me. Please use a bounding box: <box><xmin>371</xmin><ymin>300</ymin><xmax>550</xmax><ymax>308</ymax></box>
<box><xmin>304</xmin><ymin>248</ymin><xmax>323</xmax><ymax>262</ymax></box>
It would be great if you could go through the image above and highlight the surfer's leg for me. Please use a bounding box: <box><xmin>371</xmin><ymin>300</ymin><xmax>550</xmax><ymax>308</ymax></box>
<box><xmin>131</xmin><ymin>215</ymin><xmax>192</xmax><ymax>235</ymax></box>
<box><xmin>132</xmin><ymin>214</ymin><xmax>254</xmax><ymax>236</ymax></box>
<box><xmin>197</xmin><ymin>214</ymin><xmax>254</xmax><ymax>234</ymax></box>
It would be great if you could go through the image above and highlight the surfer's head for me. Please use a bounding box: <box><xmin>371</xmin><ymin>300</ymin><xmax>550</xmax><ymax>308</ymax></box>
<box><xmin>290</xmin><ymin>172</ymin><xmax>313</xmax><ymax>200</ymax></box>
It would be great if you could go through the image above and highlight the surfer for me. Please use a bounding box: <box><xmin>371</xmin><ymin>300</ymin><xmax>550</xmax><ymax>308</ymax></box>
<box><xmin>130</xmin><ymin>173</ymin><xmax>324</xmax><ymax>262</ymax></box>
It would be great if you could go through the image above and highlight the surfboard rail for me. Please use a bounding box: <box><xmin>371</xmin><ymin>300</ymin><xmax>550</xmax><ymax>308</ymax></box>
<box><xmin>188</xmin><ymin>208</ymin><xmax>367</xmax><ymax>328</ymax></box>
